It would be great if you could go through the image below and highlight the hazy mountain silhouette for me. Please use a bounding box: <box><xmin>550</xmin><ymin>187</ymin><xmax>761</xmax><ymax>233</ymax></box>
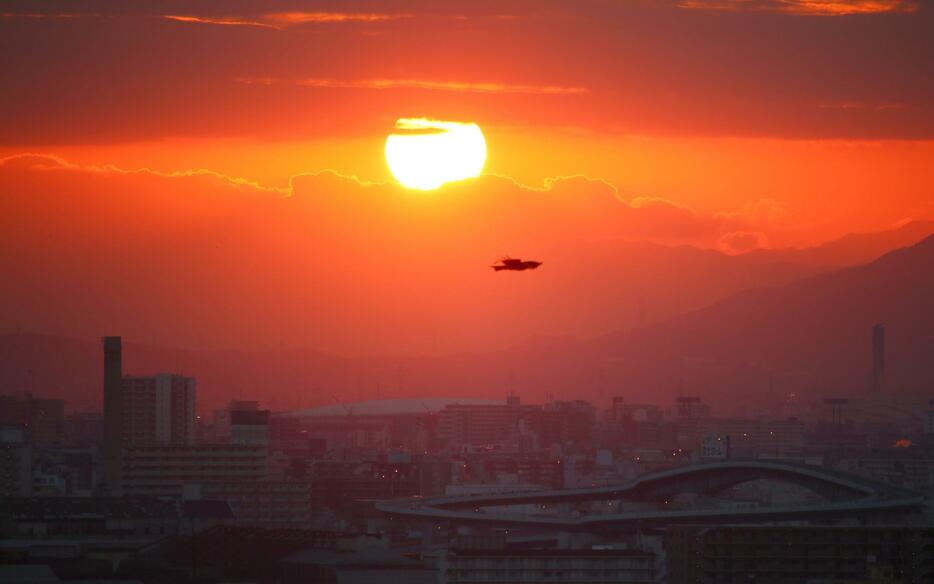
<box><xmin>580</xmin><ymin>231</ymin><xmax>934</xmax><ymax>406</ymax></box>
<box><xmin>742</xmin><ymin>220</ymin><xmax>934</xmax><ymax>267</ymax></box>
<box><xmin>2</xmin><ymin>233</ymin><xmax>932</xmax><ymax>413</ymax></box>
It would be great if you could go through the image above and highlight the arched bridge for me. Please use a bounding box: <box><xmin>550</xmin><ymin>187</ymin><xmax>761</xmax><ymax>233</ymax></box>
<box><xmin>376</xmin><ymin>461</ymin><xmax>925</xmax><ymax>532</ymax></box>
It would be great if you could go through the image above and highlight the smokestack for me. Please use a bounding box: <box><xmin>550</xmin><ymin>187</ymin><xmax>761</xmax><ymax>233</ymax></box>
<box><xmin>872</xmin><ymin>324</ymin><xmax>885</xmax><ymax>395</ymax></box>
<box><xmin>102</xmin><ymin>336</ymin><xmax>123</xmax><ymax>486</ymax></box>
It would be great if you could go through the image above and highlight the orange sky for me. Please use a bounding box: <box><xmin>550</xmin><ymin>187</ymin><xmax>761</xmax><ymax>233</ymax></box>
<box><xmin>1</xmin><ymin>0</ymin><xmax>932</xmax><ymax>353</ymax></box>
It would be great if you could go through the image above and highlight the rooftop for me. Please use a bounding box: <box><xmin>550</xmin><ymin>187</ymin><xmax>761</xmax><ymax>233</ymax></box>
<box><xmin>280</xmin><ymin>397</ymin><xmax>502</xmax><ymax>419</ymax></box>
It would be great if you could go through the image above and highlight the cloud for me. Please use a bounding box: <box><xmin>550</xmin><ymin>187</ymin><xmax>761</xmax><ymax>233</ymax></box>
<box><xmin>0</xmin><ymin>12</ymin><xmax>79</xmax><ymax>19</ymax></box>
<box><xmin>163</xmin><ymin>11</ymin><xmax>412</xmax><ymax>30</ymax></box>
<box><xmin>676</xmin><ymin>0</ymin><xmax>919</xmax><ymax>15</ymax></box>
<box><xmin>162</xmin><ymin>15</ymin><xmax>278</xmax><ymax>29</ymax></box>
<box><xmin>235</xmin><ymin>77</ymin><xmax>589</xmax><ymax>95</ymax></box>
<box><xmin>0</xmin><ymin>153</ymin><xmax>769</xmax><ymax>248</ymax></box>
<box><xmin>0</xmin><ymin>153</ymin><xmax>289</xmax><ymax>194</ymax></box>
<box><xmin>718</xmin><ymin>230</ymin><xmax>771</xmax><ymax>254</ymax></box>
<box><xmin>0</xmin><ymin>152</ymin><xmax>803</xmax><ymax>354</ymax></box>
<box><xmin>716</xmin><ymin>198</ymin><xmax>787</xmax><ymax>225</ymax></box>
<box><xmin>817</xmin><ymin>101</ymin><xmax>906</xmax><ymax>111</ymax></box>
<box><xmin>264</xmin><ymin>12</ymin><xmax>411</xmax><ymax>25</ymax></box>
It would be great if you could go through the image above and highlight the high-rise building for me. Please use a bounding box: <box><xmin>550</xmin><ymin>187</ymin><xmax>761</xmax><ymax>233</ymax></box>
<box><xmin>121</xmin><ymin>373</ymin><xmax>196</xmax><ymax>446</ymax></box>
<box><xmin>102</xmin><ymin>336</ymin><xmax>123</xmax><ymax>484</ymax></box>
<box><xmin>102</xmin><ymin>337</ymin><xmax>197</xmax><ymax>487</ymax></box>
<box><xmin>872</xmin><ymin>323</ymin><xmax>886</xmax><ymax>394</ymax></box>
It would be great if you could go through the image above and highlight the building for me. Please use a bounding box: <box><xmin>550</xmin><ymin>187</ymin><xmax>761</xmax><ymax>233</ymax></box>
<box><xmin>201</xmin><ymin>480</ymin><xmax>311</xmax><ymax>529</ymax></box>
<box><xmin>0</xmin><ymin>427</ymin><xmax>32</xmax><ymax>497</ymax></box>
<box><xmin>65</xmin><ymin>411</ymin><xmax>103</xmax><ymax>448</ymax></box>
<box><xmin>213</xmin><ymin>400</ymin><xmax>260</xmax><ymax>442</ymax></box>
<box><xmin>835</xmin><ymin>448</ymin><xmax>934</xmax><ymax>491</ymax></box>
<box><xmin>1</xmin><ymin>496</ymin><xmax>232</xmax><ymax>538</ymax></box>
<box><xmin>282</xmin><ymin>397</ymin><xmax>503</xmax><ymax>453</ymax></box>
<box><xmin>307</xmin><ymin>459</ymin><xmax>422</xmax><ymax>520</ymax></box>
<box><xmin>699</xmin><ymin>435</ymin><xmax>729</xmax><ymax>461</ymax></box>
<box><xmin>280</xmin><ymin>534</ymin><xmax>436</xmax><ymax>584</ymax></box>
<box><xmin>456</xmin><ymin>450</ymin><xmax>564</xmax><ymax>488</ymax></box>
<box><xmin>102</xmin><ymin>337</ymin><xmax>197</xmax><ymax>487</ymax></box>
<box><xmin>230</xmin><ymin>409</ymin><xmax>270</xmax><ymax>445</ymax></box>
<box><xmin>121</xmin><ymin>373</ymin><xmax>196</xmax><ymax>447</ymax></box>
<box><xmin>438</xmin><ymin>398</ymin><xmax>541</xmax><ymax>448</ymax></box>
<box><xmin>120</xmin><ymin>444</ymin><xmax>268</xmax><ymax>497</ymax></box>
<box><xmin>0</xmin><ymin>393</ymin><xmax>65</xmax><ymax>449</ymax></box>
<box><xmin>102</xmin><ymin>336</ymin><xmax>123</xmax><ymax>484</ymax></box>
<box><xmin>534</xmin><ymin>400</ymin><xmax>596</xmax><ymax>448</ymax></box>
<box><xmin>924</xmin><ymin>400</ymin><xmax>934</xmax><ymax>437</ymax></box>
<box><xmin>699</xmin><ymin>417</ymin><xmax>804</xmax><ymax>459</ymax></box>
<box><xmin>441</xmin><ymin>547</ymin><xmax>660</xmax><ymax>584</ymax></box>
<box><xmin>666</xmin><ymin>525</ymin><xmax>934</xmax><ymax>584</ymax></box>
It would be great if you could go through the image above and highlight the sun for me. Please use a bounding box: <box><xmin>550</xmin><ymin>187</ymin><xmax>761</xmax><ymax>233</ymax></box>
<box><xmin>385</xmin><ymin>118</ymin><xmax>487</xmax><ymax>190</ymax></box>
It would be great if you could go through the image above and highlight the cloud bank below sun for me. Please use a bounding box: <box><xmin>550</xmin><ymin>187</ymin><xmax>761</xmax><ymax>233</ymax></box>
<box><xmin>0</xmin><ymin>153</ymin><xmax>804</xmax><ymax>353</ymax></box>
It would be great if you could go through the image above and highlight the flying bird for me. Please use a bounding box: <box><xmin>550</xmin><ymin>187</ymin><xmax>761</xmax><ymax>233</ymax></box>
<box><xmin>492</xmin><ymin>257</ymin><xmax>542</xmax><ymax>272</ymax></box>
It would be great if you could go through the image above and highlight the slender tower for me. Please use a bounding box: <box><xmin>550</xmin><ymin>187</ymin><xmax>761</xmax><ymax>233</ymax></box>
<box><xmin>872</xmin><ymin>324</ymin><xmax>885</xmax><ymax>395</ymax></box>
<box><xmin>102</xmin><ymin>336</ymin><xmax>123</xmax><ymax>485</ymax></box>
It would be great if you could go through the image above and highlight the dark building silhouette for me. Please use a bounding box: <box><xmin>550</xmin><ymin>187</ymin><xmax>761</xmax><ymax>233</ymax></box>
<box><xmin>872</xmin><ymin>323</ymin><xmax>886</xmax><ymax>394</ymax></box>
<box><xmin>667</xmin><ymin>525</ymin><xmax>934</xmax><ymax>583</ymax></box>
<box><xmin>102</xmin><ymin>336</ymin><xmax>123</xmax><ymax>485</ymax></box>
<box><xmin>0</xmin><ymin>393</ymin><xmax>65</xmax><ymax>448</ymax></box>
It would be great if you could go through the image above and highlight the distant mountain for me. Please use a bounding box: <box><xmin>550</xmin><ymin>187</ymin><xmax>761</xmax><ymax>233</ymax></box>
<box><xmin>3</xmin><ymin>235</ymin><xmax>932</xmax><ymax>415</ymax></box>
<box><xmin>741</xmin><ymin>220</ymin><xmax>934</xmax><ymax>268</ymax></box>
<box><xmin>582</xmin><ymin>231</ymin><xmax>934</xmax><ymax>404</ymax></box>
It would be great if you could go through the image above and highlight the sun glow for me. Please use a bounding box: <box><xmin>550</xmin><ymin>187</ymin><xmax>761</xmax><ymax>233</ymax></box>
<box><xmin>385</xmin><ymin>118</ymin><xmax>487</xmax><ymax>190</ymax></box>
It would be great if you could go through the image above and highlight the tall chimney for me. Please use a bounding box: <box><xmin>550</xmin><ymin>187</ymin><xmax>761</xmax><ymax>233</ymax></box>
<box><xmin>102</xmin><ymin>336</ymin><xmax>123</xmax><ymax>485</ymax></box>
<box><xmin>872</xmin><ymin>324</ymin><xmax>885</xmax><ymax>395</ymax></box>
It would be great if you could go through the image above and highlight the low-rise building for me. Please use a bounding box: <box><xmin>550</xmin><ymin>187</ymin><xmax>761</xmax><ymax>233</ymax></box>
<box><xmin>700</xmin><ymin>417</ymin><xmax>805</xmax><ymax>459</ymax></box>
<box><xmin>0</xmin><ymin>427</ymin><xmax>32</xmax><ymax>497</ymax></box>
<box><xmin>441</xmin><ymin>547</ymin><xmax>660</xmax><ymax>583</ymax></box>
<box><xmin>201</xmin><ymin>480</ymin><xmax>311</xmax><ymax>529</ymax></box>
<box><xmin>1</xmin><ymin>496</ymin><xmax>231</xmax><ymax>538</ymax></box>
<box><xmin>835</xmin><ymin>448</ymin><xmax>934</xmax><ymax>491</ymax></box>
<box><xmin>0</xmin><ymin>393</ymin><xmax>65</xmax><ymax>449</ymax></box>
<box><xmin>666</xmin><ymin>525</ymin><xmax>934</xmax><ymax>584</ymax></box>
<box><xmin>121</xmin><ymin>444</ymin><xmax>268</xmax><ymax>497</ymax></box>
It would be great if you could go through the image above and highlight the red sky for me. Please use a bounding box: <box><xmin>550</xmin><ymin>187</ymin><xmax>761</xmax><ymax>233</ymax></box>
<box><xmin>1</xmin><ymin>0</ymin><xmax>932</xmax><ymax>354</ymax></box>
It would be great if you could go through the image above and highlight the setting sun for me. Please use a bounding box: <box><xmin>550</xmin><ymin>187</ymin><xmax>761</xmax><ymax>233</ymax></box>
<box><xmin>385</xmin><ymin>118</ymin><xmax>487</xmax><ymax>190</ymax></box>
